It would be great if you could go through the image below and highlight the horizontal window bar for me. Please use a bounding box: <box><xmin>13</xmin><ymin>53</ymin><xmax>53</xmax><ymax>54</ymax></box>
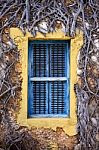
<box><xmin>30</xmin><ymin>77</ymin><xmax>67</xmax><ymax>81</ymax></box>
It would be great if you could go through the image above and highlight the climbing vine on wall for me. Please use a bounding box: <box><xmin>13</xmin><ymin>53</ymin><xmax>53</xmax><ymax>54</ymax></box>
<box><xmin>0</xmin><ymin>0</ymin><xmax>99</xmax><ymax>150</ymax></box>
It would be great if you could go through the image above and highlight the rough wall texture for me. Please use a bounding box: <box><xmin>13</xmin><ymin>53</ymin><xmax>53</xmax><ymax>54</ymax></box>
<box><xmin>0</xmin><ymin>0</ymin><xmax>99</xmax><ymax>150</ymax></box>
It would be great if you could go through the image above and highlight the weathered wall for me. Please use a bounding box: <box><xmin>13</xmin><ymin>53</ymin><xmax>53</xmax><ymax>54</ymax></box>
<box><xmin>0</xmin><ymin>0</ymin><xmax>99</xmax><ymax>149</ymax></box>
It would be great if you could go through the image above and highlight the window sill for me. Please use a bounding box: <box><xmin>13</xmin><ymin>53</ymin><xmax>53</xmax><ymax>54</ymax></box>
<box><xmin>28</xmin><ymin>114</ymin><xmax>69</xmax><ymax>118</ymax></box>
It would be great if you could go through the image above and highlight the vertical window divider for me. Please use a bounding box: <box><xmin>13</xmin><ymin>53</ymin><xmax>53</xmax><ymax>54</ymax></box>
<box><xmin>46</xmin><ymin>44</ymin><xmax>49</xmax><ymax>114</ymax></box>
<box><xmin>57</xmin><ymin>44</ymin><xmax>58</xmax><ymax>114</ymax></box>
<box><xmin>28</xmin><ymin>42</ymin><xmax>34</xmax><ymax>116</ymax></box>
<box><xmin>39</xmin><ymin>44</ymin><xmax>41</xmax><ymax>114</ymax></box>
<box><xmin>49</xmin><ymin>44</ymin><xmax>52</xmax><ymax>114</ymax></box>
<box><xmin>66</xmin><ymin>42</ymin><xmax>70</xmax><ymax>116</ymax></box>
<box><xmin>64</xmin><ymin>43</ymin><xmax>68</xmax><ymax>114</ymax></box>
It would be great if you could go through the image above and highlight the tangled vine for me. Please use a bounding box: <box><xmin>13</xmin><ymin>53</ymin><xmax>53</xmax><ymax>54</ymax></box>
<box><xmin>0</xmin><ymin>0</ymin><xmax>99</xmax><ymax>150</ymax></box>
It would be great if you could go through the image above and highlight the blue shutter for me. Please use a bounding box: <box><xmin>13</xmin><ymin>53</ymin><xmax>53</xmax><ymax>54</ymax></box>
<box><xmin>28</xmin><ymin>40</ymin><xmax>70</xmax><ymax>117</ymax></box>
<box><xmin>49</xmin><ymin>43</ymin><xmax>67</xmax><ymax>114</ymax></box>
<box><xmin>33</xmin><ymin>43</ymin><xmax>47</xmax><ymax>114</ymax></box>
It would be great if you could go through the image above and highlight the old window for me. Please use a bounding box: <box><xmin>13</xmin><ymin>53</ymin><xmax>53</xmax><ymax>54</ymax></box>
<box><xmin>28</xmin><ymin>40</ymin><xmax>70</xmax><ymax>117</ymax></box>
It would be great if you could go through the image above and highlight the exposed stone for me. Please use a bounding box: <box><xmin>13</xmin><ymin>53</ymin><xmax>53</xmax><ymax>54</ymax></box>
<box><xmin>74</xmin><ymin>144</ymin><xmax>81</xmax><ymax>150</ymax></box>
<box><xmin>91</xmin><ymin>118</ymin><xmax>97</xmax><ymax>126</ymax></box>
<box><xmin>91</xmin><ymin>55</ymin><xmax>98</xmax><ymax>62</ymax></box>
<box><xmin>96</xmin><ymin>134</ymin><xmax>99</xmax><ymax>142</ymax></box>
<box><xmin>38</xmin><ymin>21</ymin><xmax>48</xmax><ymax>34</ymax></box>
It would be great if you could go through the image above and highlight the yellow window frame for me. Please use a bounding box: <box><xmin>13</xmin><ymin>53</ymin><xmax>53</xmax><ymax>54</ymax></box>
<box><xmin>10</xmin><ymin>28</ymin><xmax>83</xmax><ymax>136</ymax></box>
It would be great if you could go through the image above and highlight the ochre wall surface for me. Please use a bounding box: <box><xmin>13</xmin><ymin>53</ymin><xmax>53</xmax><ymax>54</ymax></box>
<box><xmin>10</xmin><ymin>28</ymin><xmax>83</xmax><ymax>136</ymax></box>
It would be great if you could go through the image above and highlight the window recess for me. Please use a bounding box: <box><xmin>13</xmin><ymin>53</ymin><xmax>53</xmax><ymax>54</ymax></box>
<box><xmin>28</xmin><ymin>40</ymin><xmax>70</xmax><ymax>118</ymax></box>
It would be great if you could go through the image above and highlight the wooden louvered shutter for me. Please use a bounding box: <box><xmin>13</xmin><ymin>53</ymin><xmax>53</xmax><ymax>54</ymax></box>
<box><xmin>28</xmin><ymin>41</ymin><xmax>70</xmax><ymax>117</ymax></box>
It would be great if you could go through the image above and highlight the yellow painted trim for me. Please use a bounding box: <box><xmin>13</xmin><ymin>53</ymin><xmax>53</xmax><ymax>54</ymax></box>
<box><xmin>10</xmin><ymin>28</ymin><xmax>83</xmax><ymax>136</ymax></box>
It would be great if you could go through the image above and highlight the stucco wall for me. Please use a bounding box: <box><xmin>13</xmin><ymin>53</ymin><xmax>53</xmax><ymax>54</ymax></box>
<box><xmin>10</xmin><ymin>28</ymin><xmax>83</xmax><ymax>136</ymax></box>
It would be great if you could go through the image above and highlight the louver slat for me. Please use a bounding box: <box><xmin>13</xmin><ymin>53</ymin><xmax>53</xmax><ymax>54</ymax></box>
<box><xmin>50</xmin><ymin>44</ymin><xmax>65</xmax><ymax>77</ymax></box>
<box><xmin>33</xmin><ymin>44</ymin><xmax>46</xmax><ymax>77</ymax></box>
<box><xmin>33</xmin><ymin>82</ymin><xmax>46</xmax><ymax>114</ymax></box>
<box><xmin>50</xmin><ymin>81</ymin><xmax>65</xmax><ymax>114</ymax></box>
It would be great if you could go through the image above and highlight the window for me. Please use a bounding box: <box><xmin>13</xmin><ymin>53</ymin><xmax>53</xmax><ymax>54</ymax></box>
<box><xmin>28</xmin><ymin>40</ymin><xmax>70</xmax><ymax>117</ymax></box>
